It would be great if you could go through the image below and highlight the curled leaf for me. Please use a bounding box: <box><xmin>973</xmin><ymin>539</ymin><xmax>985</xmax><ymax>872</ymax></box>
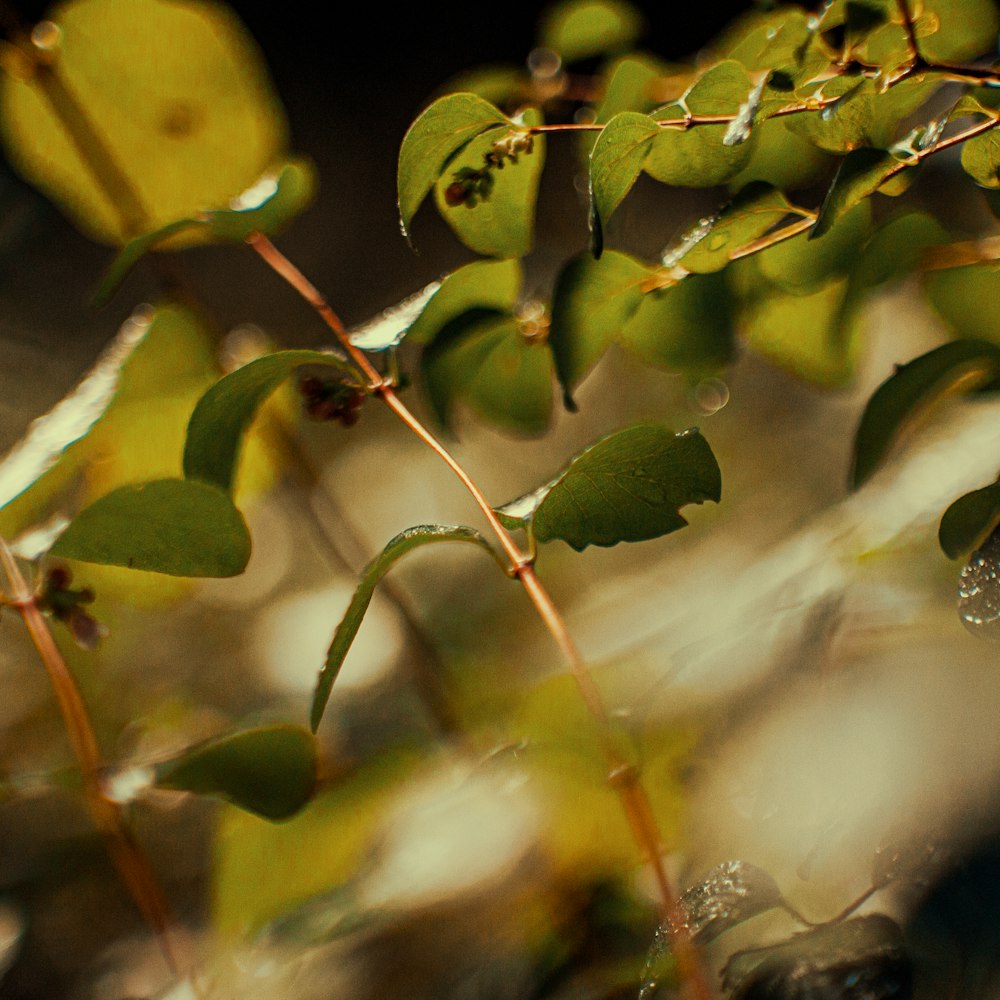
<box><xmin>184</xmin><ymin>350</ymin><xmax>359</xmax><ymax>494</ymax></box>
<box><xmin>311</xmin><ymin>525</ymin><xmax>504</xmax><ymax>731</ymax></box>
<box><xmin>850</xmin><ymin>339</ymin><xmax>1000</xmax><ymax>489</ymax></box>
<box><xmin>940</xmin><ymin>480</ymin><xmax>1000</xmax><ymax>559</ymax></box>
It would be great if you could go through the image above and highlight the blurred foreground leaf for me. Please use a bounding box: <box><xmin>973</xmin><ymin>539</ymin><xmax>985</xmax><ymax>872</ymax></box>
<box><xmin>155</xmin><ymin>724</ymin><xmax>317</xmax><ymax>821</ymax></box>
<box><xmin>0</xmin><ymin>0</ymin><xmax>287</xmax><ymax>244</ymax></box>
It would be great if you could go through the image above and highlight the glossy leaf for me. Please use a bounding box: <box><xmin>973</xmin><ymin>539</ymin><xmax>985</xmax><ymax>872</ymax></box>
<box><xmin>184</xmin><ymin>350</ymin><xmax>358</xmax><ymax>493</ymax></box>
<box><xmin>620</xmin><ymin>272</ymin><xmax>734</xmax><ymax>371</ymax></box>
<box><xmin>812</xmin><ymin>146</ymin><xmax>907</xmax><ymax>239</ymax></box>
<box><xmin>548</xmin><ymin>250</ymin><xmax>646</xmax><ymax>406</ymax></box>
<box><xmin>723</xmin><ymin>915</ymin><xmax>911</xmax><ymax>1000</ymax></box>
<box><xmin>940</xmin><ymin>480</ymin><xmax>1000</xmax><ymax>559</ymax></box>
<box><xmin>496</xmin><ymin>424</ymin><xmax>721</xmax><ymax>550</ymax></box>
<box><xmin>154</xmin><ymin>724</ymin><xmax>317</xmax><ymax>821</ymax></box>
<box><xmin>0</xmin><ymin>0</ymin><xmax>287</xmax><ymax>245</ymax></box>
<box><xmin>49</xmin><ymin>478</ymin><xmax>250</xmax><ymax>576</ymax></box>
<box><xmin>539</xmin><ymin>0</ymin><xmax>644</xmax><ymax>63</ymax></box>
<box><xmin>715</xmin><ymin>7</ymin><xmax>815</xmax><ymax>74</ymax></box>
<box><xmin>405</xmin><ymin>259</ymin><xmax>521</xmax><ymax>345</ymax></box>
<box><xmin>422</xmin><ymin>312</ymin><xmax>554</xmax><ymax>436</ymax></box>
<box><xmin>397</xmin><ymin>92</ymin><xmax>507</xmax><ymax>240</ymax></box>
<box><xmin>433</xmin><ymin>110</ymin><xmax>545</xmax><ymax>258</ymax></box>
<box><xmin>677</xmin><ymin>183</ymin><xmax>794</xmax><ymax>274</ymax></box>
<box><xmin>588</xmin><ymin>111</ymin><xmax>659</xmax><ymax>256</ymax></box>
<box><xmin>645</xmin><ymin>61</ymin><xmax>755</xmax><ymax>188</ymax></box>
<box><xmin>638</xmin><ymin>858</ymin><xmax>786</xmax><ymax>998</ymax></box>
<box><xmin>311</xmin><ymin>525</ymin><xmax>501</xmax><ymax>731</ymax></box>
<box><xmin>850</xmin><ymin>339</ymin><xmax>1000</xmax><ymax>489</ymax></box>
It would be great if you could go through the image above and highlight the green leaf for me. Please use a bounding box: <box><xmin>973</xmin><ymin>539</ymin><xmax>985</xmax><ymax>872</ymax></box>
<box><xmin>645</xmin><ymin>61</ymin><xmax>756</xmax><ymax>188</ymax></box>
<box><xmin>184</xmin><ymin>350</ymin><xmax>358</xmax><ymax>494</ymax></box>
<box><xmin>433</xmin><ymin>110</ymin><xmax>545</xmax><ymax>258</ymax></box>
<box><xmin>676</xmin><ymin>183</ymin><xmax>794</xmax><ymax>274</ymax></box>
<box><xmin>620</xmin><ymin>272</ymin><xmax>734</xmax><ymax>370</ymax></box>
<box><xmin>758</xmin><ymin>201</ymin><xmax>871</xmax><ymax>293</ymax></box>
<box><xmin>434</xmin><ymin>65</ymin><xmax>527</xmax><ymax>109</ymax></box>
<box><xmin>49</xmin><ymin>478</ymin><xmax>250</xmax><ymax>576</ymax></box>
<box><xmin>496</xmin><ymin>424</ymin><xmax>721</xmax><ymax>551</ymax></box>
<box><xmin>850</xmin><ymin>339</ymin><xmax>1000</xmax><ymax>489</ymax></box>
<box><xmin>812</xmin><ymin>146</ymin><xmax>908</xmax><ymax>239</ymax></box>
<box><xmin>311</xmin><ymin>525</ymin><xmax>502</xmax><ymax>731</ymax></box>
<box><xmin>92</xmin><ymin>218</ymin><xmax>207</xmax><ymax>307</ymax></box>
<box><xmin>397</xmin><ymin>92</ymin><xmax>507</xmax><ymax>241</ymax></box>
<box><xmin>728</xmin><ymin>117</ymin><xmax>831</xmax><ymax>191</ymax></box>
<box><xmin>714</xmin><ymin>8</ymin><xmax>815</xmax><ymax>73</ymax></box>
<box><xmin>421</xmin><ymin>312</ymin><xmax>553</xmax><ymax>435</ymax></box>
<box><xmin>940</xmin><ymin>480</ymin><xmax>1000</xmax><ymax>559</ymax></box>
<box><xmin>539</xmin><ymin>0</ymin><xmax>644</xmax><ymax>63</ymax></box>
<box><xmin>405</xmin><ymin>259</ymin><xmax>521</xmax><ymax>345</ymax></box>
<box><xmin>548</xmin><ymin>250</ymin><xmax>646</xmax><ymax>406</ymax></box>
<box><xmin>927</xmin><ymin>262</ymin><xmax>1000</xmax><ymax>344</ymax></box>
<box><xmin>961</xmin><ymin>120</ymin><xmax>1000</xmax><ymax>188</ymax></box>
<box><xmin>593</xmin><ymin>55</ymin><xmax>671</xmax><ymax>122</ymax></box>
<box><xmin>787</xmin><ymin>77</ymin><xmax>936</xmax><ymax>154</ymax></box>
<box><xmin>154</xmin><ymin>724</ymin><xmax>317</xmax><ymax>821</ymax></box>
<box><xmin>854</xmin><ymin>210</ymin><xmax>947</xmax><ymax>290</ymax></box>
<box><xmin>743</xmin><ymin>277</ymin><xmax>862</xmax><ymax>386</ymax></box>
<box><xmin>588</xmin><ymin>112</ymin><xmax>659</xmax><ymax>255</ymax></box>
<box><xmin>0</xmin><ymin>0</ymin><xmax>288</xmax><ymax>245</ymax></box>
<box><xmin>201</xmin><ymin>157</ymin><xmax>317</xmax><ymax>241</ymax></box>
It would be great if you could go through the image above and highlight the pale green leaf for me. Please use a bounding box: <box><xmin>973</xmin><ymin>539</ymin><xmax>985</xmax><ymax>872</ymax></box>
<box><xmin>812</xmin><ymin>146</ymin><xmax>907</xmax><ymax>239</ymax></box>
<box><xmin>0</xmin><ymin>0</ymin><xmax>288</xmax><ymax>245</ymax></box>
<box><xmin>433</xmin><ymin>110</ymin><xmax>545</xmax><ymax>258</ymax></box>
<box><xmin>397</xmin><ymin>92</ymin><xmax>507</xmax><ymax>240</ymax></box>
<box><xmin>50</xmin><ymin>478</ymin><xmax>250</xmax><ymax>576</ymax></box>
<box><xmin>539</xmin><ymin>0</ymin><xmax>644</xmax><ymax>63</ymax></box>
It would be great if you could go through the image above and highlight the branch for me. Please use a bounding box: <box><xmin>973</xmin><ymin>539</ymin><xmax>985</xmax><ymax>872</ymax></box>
<box><xmin>0</xmin><ymin>538</ymin><xmax>184</xmax><ymax>977</ymax></box>
<box><xmin>246</xmin><ymin>233</ymin><xmax>715</xmax><ymax>1000</ymax></box>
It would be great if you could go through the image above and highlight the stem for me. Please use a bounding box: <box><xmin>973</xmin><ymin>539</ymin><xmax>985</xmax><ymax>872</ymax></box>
<box><xmin>247</xmin><ymin>234</ymin><xmax>714</xmax><ymax>1000</ymax></box>
<box><xmin>0</xmin><ymin>539</ymin><xmax>183</xmax><ymax>976</ymax></box>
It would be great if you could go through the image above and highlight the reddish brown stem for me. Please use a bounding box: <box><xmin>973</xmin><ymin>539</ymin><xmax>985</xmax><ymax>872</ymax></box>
<box><xmin>246</xmin><ymin>233</ymin><xmax>714</xmax><ymax>1000</ymax></box>
<box><xmin>0</xmin><ymin>540</ymin><xmax>184</xmax><ymax>977</ymax></box>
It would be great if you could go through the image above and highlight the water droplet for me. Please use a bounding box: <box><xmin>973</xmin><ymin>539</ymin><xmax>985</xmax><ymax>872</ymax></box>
<box><xmin>692</xmin><ymin>377</ymin><xmax>730</xmax><ymax>414</ymax></box>
<box><xmin>821</xmin><ymin>104</ymin><xmax>837</xmax><ymax>121</ymax></box>
<box><xmin>573</xmin><ymin>106</ymin><xmax>596</xmax><ymax>125</ymax></box>
<box><xmin>229</xmin><ymin>172</ymin><xmax>279</xmax><ymax>211</ymax></box>
<box><xmin>959</xmin><ymin>531</ymin><xmax>1000</xmax><ymax>638</ymax></box>
<box><xmin>30</xmin><ymin>20</ymin><xmax>61</xmax><ymax>52</ymax></box>
<box><xmin>527</xmin><ymin>47</ymin><xmax>561</xmax><ymax>80</ymax></box>
<box><xmin>102</xmin><ymin>765</ymin><xmax>155</xmax><ymax>805</ymax></box>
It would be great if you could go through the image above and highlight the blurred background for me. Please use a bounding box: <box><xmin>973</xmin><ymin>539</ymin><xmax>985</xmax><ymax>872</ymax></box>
<box><xmin>2</xmin><ymin>2</ymin><xmax>1000</xmax><ymax>999</ymax></box>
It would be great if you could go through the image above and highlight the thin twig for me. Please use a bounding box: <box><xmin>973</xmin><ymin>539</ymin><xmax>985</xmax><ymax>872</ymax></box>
<box><xmin>0</xmin><ymin>538</ymin><xmax>184</xmax><ymax>976</ymax></box>
<box><xmin>246</xmin><ymin>233</ymin><xmax>714</xmax><ymax>1000</ymax></box>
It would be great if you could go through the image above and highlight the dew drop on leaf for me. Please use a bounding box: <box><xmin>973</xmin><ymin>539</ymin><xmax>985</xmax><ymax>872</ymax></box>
<box><xmin>958</xmin><ymin>529</ymin><xmax>1000</xmax><ymax>639</ymax></box>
